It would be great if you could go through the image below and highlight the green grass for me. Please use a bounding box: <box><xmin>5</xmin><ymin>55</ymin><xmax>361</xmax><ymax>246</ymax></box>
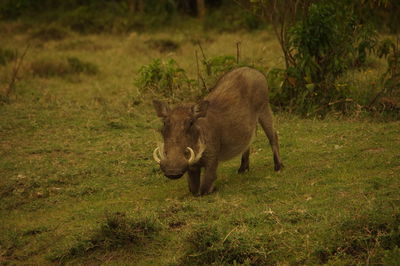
<box><xmin>0</xmin><ymin>25</ymin><xmax>399</xmax><ymax>265</ymax></box>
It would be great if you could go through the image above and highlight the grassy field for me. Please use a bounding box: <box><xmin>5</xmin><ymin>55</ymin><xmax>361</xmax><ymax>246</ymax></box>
<box><xmin>1</xmin><ymin>25</ymin><xmax>399</xmax><ymax>265</ymax></box>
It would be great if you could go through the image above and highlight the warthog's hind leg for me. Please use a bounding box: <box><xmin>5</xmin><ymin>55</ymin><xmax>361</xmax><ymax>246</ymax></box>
<box><xmin>259</xmin><ymin>105</ymin><xmax>283</xmax><ymax>171</ymax></box>
<box><xmin>238</xmin><ymin>148</ymin><xmax>250</xmax><ymax>173</ymax></box>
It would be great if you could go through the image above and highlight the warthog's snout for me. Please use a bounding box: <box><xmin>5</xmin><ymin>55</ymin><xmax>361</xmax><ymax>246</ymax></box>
<box><xmin>165</xmin><ymin>173</ymin><xmax>184</xmax><ymax>179</ymax></box>
<box><xmin>153</xmin><ymin>145</ymin><xmax>196</xmax><ymax>179</ymax></box>
<box><xmin>160</xmin><ymin>163</ymin><xmax>187</xmax><ymax>179</ymax></box>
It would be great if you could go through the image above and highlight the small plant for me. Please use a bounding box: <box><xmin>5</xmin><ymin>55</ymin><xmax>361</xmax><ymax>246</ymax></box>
<box><xmin>135</xmin><ymin>58</ymin><xmax>195</xmax><ymax>99</ymax></box>
<box><xmin>204</xmin><ymin>55</ymin><xmax>237</xmax><ymax>77</ymax></box>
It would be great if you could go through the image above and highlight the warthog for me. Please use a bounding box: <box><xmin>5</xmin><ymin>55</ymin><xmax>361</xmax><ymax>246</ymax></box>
<box><xmin>153</xmin><ymin>67</ymin><xmax>283</xmax><ymax>196</ymax></box>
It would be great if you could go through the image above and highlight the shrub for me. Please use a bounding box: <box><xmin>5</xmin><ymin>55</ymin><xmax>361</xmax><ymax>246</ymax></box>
<box><xmin>203</xmin><ymin>55</ymin><xmax>237</xmax><ymax>77</ymax></box>
<box><xmin>368</xmin><ymin>37</ymin><xmax>400</xmax><ymax>118</ymax></box>
<box><xmin>267</xmin><ymin>1</ymin><xmax>378</xmax><ymax>116</ymax></box>
<box><xmin>135</xmin><ymin>58</ymin><xmax>195</xmax><ymax>100</ymax></box>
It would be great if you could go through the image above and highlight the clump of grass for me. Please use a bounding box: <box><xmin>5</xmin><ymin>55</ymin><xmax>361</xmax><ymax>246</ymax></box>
<box><xmin>182</xmin><ymin>224</ymin><xmax>275</xmax><ymax>265</ymax></box>
<box><xmin>30</xmin><ymin>25</ymin><xmax>71</xmax><ymax>41</ymax></box>
<box><xmin>30</xmin><ymin>58</ymin><xmax>70</xmax><ymax>77</ymax></box>
<box><xmin>67</xmin><ymin>57</ymin><xmax>99</xmax><ymax>75</ymax></box>
<box><xmin>51</xmin><ymin>212</ymin><xmax>160</xmax><ymax>263</ymax></box>
<box><xmin>30</xmin><ymin>56</ymin><xmax>99</xmax><ymax>78</ymax></box>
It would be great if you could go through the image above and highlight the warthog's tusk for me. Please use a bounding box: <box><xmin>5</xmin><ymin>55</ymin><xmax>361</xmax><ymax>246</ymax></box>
<box><xmin>187</xmin><ymin>147</ymin><xmax>195</xmax><ymax>165</ymax></box>
<box><xmin>153</xmin><ymin>147</ymin><xmax>161</xmax><ymax>164</ymax></box>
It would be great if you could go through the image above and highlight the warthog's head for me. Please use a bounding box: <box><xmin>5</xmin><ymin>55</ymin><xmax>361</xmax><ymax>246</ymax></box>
<box><xmin>153</xmin><ymin>100</ymin><xmax>208</xmax><ymax>179</ymax></box>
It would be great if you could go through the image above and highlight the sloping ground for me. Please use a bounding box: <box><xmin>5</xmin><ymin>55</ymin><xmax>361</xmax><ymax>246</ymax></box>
<box><xmin>0</xmin><ymin>29</ymin><xmax>399</xmax><ymax>264</ymax></box>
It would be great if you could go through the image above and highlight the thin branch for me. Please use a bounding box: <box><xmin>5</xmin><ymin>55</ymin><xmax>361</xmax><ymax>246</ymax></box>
<box><xmin>195</xmin><ymin>50</ymin><xmax>208</xmax><ymax>92</ymax></box>
<box><xmin>5</xmin><ymin>43</ymin><xmax>30</xmax><ymax>99</ymax></box>
<box><xmin>195</xmin><ymin>50</ymin><xmax>200</xmax><ymax>88</ymax></box>
<box><xmin>196</xmin><ymin>41</ymin><xmax>211</xmax><ymax>76</ymax></box>
<box><xmin>236</xmin><ymin>42</ymin><xmax>241</xmax><ymax>64</ymax></box>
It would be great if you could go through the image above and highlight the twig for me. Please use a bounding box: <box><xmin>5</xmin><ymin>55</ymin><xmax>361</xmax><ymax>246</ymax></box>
<box><xmin>5</xmin><ymin>43</ymin><xmax>30</xmax><ymax>99</ymax></box>
<box><xmin>195</xmin><ymin>50</ymin><xmax>200</xmax><ymax>88</ymax></box>
<box><xmin>367</xmin><ymin>88</ymin><xmax>386</xmax><ymax>109</ymax></box>
<box><xmin>236</xmin><ymin>42</ymin><xmax>241</xmax><ymax>64</ymax></box>
<box><xmin>195</xmin><ymin>50</ymin><xmax>208</xmax><ymax>92</ymax></box>
<box><xmin>196</xmin><ymin>41</ymin><xmax>210</xmax><ymax>76</ymax></box>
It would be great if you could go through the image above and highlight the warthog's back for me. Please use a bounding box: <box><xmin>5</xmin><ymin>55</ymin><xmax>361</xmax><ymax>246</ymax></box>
<box><xmin>205</xmin><ymin>67</ymin><xmax>269</xmax><ymax>112</ymax></box>
<box><xmin>203</xmin><ymin>67</ymin><xmax>270</xmax><ymax>161</ymax></box>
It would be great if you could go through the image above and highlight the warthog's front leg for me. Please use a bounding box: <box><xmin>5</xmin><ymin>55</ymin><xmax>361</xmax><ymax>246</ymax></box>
<box><xmin>199</xmin><ymin>159</ymin><xmax>218</xmax><ymax>196</ymax></box>
<box><xmin>187</xmin><ymin>165</ymin><xmax>201</xmax><ymax>195</ymax></box>
<box><xmin>238</xmin><ymin>148</ymin><xmax>250</xmax><ymax>173</ymax></box>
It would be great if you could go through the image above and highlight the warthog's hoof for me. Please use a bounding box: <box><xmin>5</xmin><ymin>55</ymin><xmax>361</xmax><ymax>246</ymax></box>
<box><xmin>237</xmin><ymin>166</ymin><xmax>249</xmax><ymax>174</ymax></box>
<box><xmin>274</xmin><ymin>163</ymin><xmax>284</xmax><ymax>171</ymax></box>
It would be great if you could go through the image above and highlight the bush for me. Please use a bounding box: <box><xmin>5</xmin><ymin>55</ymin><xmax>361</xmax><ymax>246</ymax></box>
<box><xmin>368</xmin><ymin>37</ymin><xmax>400</xmax><ymax>119</ymax></box>
<box><xmin>135</xmin><ymin>58</ymin><xmax>195</xmax><ymax>100</ymax></box>
<box><xmin>267</xmin><ymin>1</ymin><xmax>378</xmax><ymax>116</ymax></box>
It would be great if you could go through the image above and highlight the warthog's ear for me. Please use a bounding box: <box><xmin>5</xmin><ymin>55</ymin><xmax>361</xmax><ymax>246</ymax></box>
<box><xmin>193</xmin><ymin>100</ymin><xmax>209</xmax><ymax>119</ymax></box>
<box><xmin>153</xmin><ymin>100</ymin><xmax>170</xmax><ymax>117</ymax></box>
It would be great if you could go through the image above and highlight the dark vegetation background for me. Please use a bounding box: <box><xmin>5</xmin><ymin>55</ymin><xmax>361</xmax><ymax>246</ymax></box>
<box><xmin>0</xmin><ymin>0</ymin><xmax>399</xmax><ymax>265</ymax></box>
<box><xmin>1</xmin><ymin>0</ymin><xmax>399</xmax><ymax>117</ymax></box>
